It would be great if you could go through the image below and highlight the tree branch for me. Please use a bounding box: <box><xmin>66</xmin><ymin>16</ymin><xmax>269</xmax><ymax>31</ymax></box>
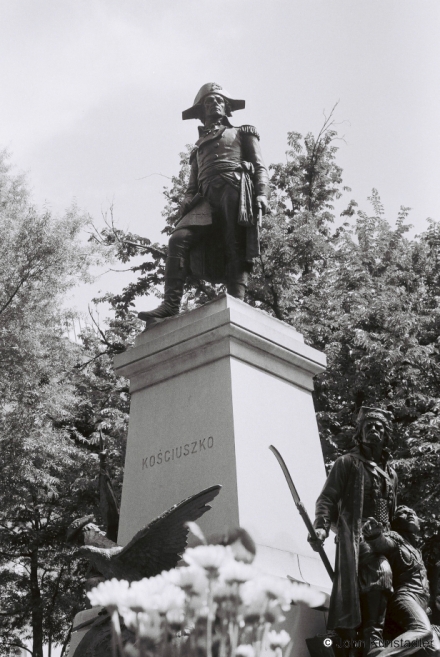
<box><xmin>8</xmin><ymin>643</ymin><xmax>33</xmax><ymax>656</ymax></box>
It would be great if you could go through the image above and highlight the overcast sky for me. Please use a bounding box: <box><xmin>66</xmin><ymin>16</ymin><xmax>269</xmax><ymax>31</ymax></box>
<box><xmin>1</xmin><ymin>0</ymin><xmax>439</xmax><ymax>315</ymax></box>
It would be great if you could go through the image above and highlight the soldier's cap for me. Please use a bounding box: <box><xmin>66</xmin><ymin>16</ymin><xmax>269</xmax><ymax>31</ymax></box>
<box><xmin>66</xmin><ymin>515</ymin><xmax>95</xmax><ymax>543</ymax></box>
<box><xmin>356</xmin><ymin>406</ymin><xmax>393</xmax><ymax>429</ymax></box>
<box><xmin>182</xmin><ymin>83</ymin><xmax>245</xmax><ymax>121</ymax></box>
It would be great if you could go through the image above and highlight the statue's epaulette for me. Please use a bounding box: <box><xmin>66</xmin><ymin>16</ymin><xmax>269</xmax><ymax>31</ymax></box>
<box><xmin>239</xmin><ymin>125</ymin><xmax>260</xmax><ymax>140</ymax></box>
<box><xmin>189</xmin><ymin>146</ymin><xmax>198</xmax><ymax>164</ymax></box>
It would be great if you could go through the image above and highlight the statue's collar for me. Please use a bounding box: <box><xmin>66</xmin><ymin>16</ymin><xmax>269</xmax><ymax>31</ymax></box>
<box><xmin>349</xmin><ymin>444</ymin><xmax>392</xmax><ymax>466</ymax></box>
<box><xmin>198</xmin><ymin>116</ymin><xmax>233</xmax><ymax>136</ymax></box>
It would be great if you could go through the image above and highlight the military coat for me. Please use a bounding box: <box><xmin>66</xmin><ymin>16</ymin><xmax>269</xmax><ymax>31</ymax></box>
<box><xmin>175</xmin><ymin>118</ymin><xmax>269</xmax><ymax>283</ymax></box>
<box><xmin>314</xmin><ymin>447</ymin><xmax>398</xmax><ymax>631</ymax></box>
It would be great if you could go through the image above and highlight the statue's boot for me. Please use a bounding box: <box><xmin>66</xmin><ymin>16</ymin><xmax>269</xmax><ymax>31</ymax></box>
<box><xmin>138</xmin><ymin>256</ymin><xmax>186</xmax><ymax>328</ymax></box>
<box><xmin>226</xmin><ymin>267</ymin><xmax>249</xmax><ymax>301</ymax></box>
<box><xmin>335</xmin><ymin>628</ymin><xmax>359</xmax><ymax>657</ymax></box>
<box><xmin>360</xmin><ymin>590</ymin><xmax>388</xmax><ymax>657</ymax></box>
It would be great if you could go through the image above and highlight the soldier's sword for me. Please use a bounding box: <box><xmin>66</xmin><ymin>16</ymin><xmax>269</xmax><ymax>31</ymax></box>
<box><xmin>269</xmin><ymin>444</ymin><xmax>334</xmax><ymax>582</ymax></box>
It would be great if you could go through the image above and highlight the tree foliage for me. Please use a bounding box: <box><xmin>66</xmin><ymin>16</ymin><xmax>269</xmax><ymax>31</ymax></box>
<box><xmin>301</xmin><ymin>202</ymin><xmax>440</xmax><ymax>573</ymax></box>
<box><xmin>96</xmin><ymin>118</ymin><xmax>440</xmax><ymax>579</ymax></box>
<box><xmin>248</xmin><ymin>112</ymin><xmax>351</xmax><ymax>320</ymax></box>
<box><xmin>0</xmin><ymin>151</ymin><xmax>116</xmax><ymax>657</ymax></box>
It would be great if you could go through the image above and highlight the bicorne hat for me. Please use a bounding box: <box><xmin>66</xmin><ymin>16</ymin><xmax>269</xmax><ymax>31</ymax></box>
<box><xmin>182</xmin><ymin>83</ymin><xmax>245</xmax><ymax>121</ymax></box>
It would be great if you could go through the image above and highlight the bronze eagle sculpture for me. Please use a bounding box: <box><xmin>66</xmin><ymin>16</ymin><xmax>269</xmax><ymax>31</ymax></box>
<box><xmin>76</xmin><ymin>484</ymin><xmax>221</xmax><ymax>581</ymax></box>
<box><xmin>70</xmin><ymin>485</ymin><xmax>221</xmax><ymax>657</ymax></box>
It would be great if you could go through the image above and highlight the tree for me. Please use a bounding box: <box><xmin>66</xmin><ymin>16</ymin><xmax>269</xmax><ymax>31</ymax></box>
<box><xmin>0</xmin><ymin>150</ymin><xmax>108</xmax><ymax>657</ymax></box>
<box><xmin>247</xmin><ymin>109</ymin><xmax>352</xmax><ymax>320</ymax></box>
<box><xmin>94</xmin><ymin>120</ymin><xmax>440</xmax><ymax>579</ymax></box>
<box><xmin>0</xmin><ymin>405</ymin><xmax>96</xmax><ymax>657</ymax></box>
<box><xmin>294</xmin><ymin>197</ymin><xmax>440</xmax><ymax>574</ymax></box>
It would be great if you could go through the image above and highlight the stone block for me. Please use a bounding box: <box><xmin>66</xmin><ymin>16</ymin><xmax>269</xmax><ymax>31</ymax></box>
<box><xmin>114</xmin><ymin>294</ymin><xmax>334</xmax><ymax>597</ymax></box>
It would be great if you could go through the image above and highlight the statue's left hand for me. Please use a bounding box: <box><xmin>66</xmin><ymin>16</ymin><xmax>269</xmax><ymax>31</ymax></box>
<box><xmin>256</xmin><ymin>195</ymin><xmax>268</xmax><ymax>214</ymax></box>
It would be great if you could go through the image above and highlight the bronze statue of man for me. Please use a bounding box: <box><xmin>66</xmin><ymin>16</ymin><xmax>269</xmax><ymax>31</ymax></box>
<box><xmin>138</xmin><ymin>82</ymin><xmax>269</xmax><ymax>328</ymax></box>
<box><xmin>309</xmin><ymin>407</ymin><xmax>398</xmax><ymax>656</ymax></box>
<box><xmin>363</xmin><ymin>507</ymin><xmax>440</xmax><ymax>657</ymax></box>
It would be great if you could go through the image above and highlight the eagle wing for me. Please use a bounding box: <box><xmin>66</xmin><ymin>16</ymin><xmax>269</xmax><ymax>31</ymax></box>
<box><xmin>113</xmin><ymin>485</ymin><xmax>221</xmax><ymax>579</ymax></box>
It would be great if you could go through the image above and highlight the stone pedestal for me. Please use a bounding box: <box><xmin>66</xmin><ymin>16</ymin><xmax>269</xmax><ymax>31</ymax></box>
<box><xmin>115</xmin><ymin>294</ymin><xmax>334</xmax><ymax>592</ymax></box>
<box><xmin>69</xmin><ymin>608</ymin><xmax>100</xmax><ymax>655</ymax></box>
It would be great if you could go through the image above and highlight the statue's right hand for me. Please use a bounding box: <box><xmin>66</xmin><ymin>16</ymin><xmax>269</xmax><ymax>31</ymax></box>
<box><xmin>308</xmin><ymin>528</ymin><xmax>327</xmax><ymax>551</ymax></box>
<box><xmin>180</xmin><ymin>197</ymin><xmax>194</xmax><ymax>216</ymax></box>
<box><xmin>363</xmin><ymin>517</ymin><xmax>383</xmax><ymax>539</ymax></box>
<box><xmin>180</xmin><ymin>202</ymin><xmax>189</xmax><ymax>216</ymax></box>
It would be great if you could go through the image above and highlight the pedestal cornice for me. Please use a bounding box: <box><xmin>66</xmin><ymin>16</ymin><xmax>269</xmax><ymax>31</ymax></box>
<box><xmin>114</xmin><ymin>294</ymin><xmax>326</xmax><ymax>393</ymax></box>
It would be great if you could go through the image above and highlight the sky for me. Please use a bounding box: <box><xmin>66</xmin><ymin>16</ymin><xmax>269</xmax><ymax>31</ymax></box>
<box><xmin>1</xmin><ymin>0</ymin><xmax>439</xmax><ymax>316</ymax></box>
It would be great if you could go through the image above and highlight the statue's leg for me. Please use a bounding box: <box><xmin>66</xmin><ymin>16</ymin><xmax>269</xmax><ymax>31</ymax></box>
<box><xmin>335</xmin><ymin>628</ymin><xmax>360</xmax><ymax>657</ymax></box>
<box><xmin>137</xmin><ymin>254</ymin><xmax>186</xmax><ymax>326</ymax></box>
<box><xmin>216</xmin><ymin>183</ymin><xmax>249</xmax><ymax>300</ymax></box>
<box><xmin>375</xmin><ymin>592</ymin><xmax>440</xmax><ymax>657</ymax></box>
<box><xmin>359</xmin><ymin>546</ymin><xmax>393</xmax><ymax>657</ymax></box>
<box><xmin>360</xmin><ymin>589</ymin><xmax>389</xmax><ymax>657</ymax></box>
<box><xmin>138</xmin><ymin>228</ymin><xmax>201</xmax><ymax>327</ymax></box>
<box><xmin>225</xmin><ymin>266</ymin><xmax>248</xmax><ymax>299</ymax></box>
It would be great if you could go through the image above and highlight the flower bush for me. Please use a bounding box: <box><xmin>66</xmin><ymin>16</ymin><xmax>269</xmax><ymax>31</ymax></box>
<box><xmin>87</xmin><ymin>528</ymin><xmax>325</xmax><ymax>657</ymax></box>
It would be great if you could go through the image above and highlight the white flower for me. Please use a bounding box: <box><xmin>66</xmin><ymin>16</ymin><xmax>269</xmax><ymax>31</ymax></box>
<box><xmin>125</xmin><ymin>578</ymin><xmax>185</xmax><ymax>614</ymax></box>
<box><xmin>183</xmin><ymin>545</ymin><xmax>232</xmax><ymax>576</ymax></box>
<box><xmin>235</xmin><ymin>645</ymin><xmax>256</xmax><ymax>657</ymax></box>
<box><xmin>213</xmin><ymin>582</ymin><xmax>239</xmax><ymax>602</ymax></box>
<box><xmin>267</xmin><ymin>630</ymin><xmax>291</xmax><ymax>649</ymax></box>
<box><xmin>195</xmin><ymin>604</ymin><xmax>216</xmax><ymax>621</ymax></box>
<box><xmin>123</xmin><ymin>644</ymin><xmax>140</xmax><ymax>657</ymax></box>
<box><xmin>166</xmin><ymin>566</ymin><xmax>208</xmax><ymax>595</ymax></box>
<box><xmin>154</xmin><ymin>584</ymin><xmax>186</xmax><ymax>614</ymax></box>
<box><xmin>220</xmin><ymin>561</ymin><xmax>255</xmax><ymax>584</ymax></box>
<box><xmin>239</xmin><ymin>580</ymin><xmax>268</xmax><ymax>620</ymax></box>
<box><xmin>120</xmin><ymin>609</ymin><xmax>138</xmax><ymax>632</ymax></box>
<box><xmin>121</xmin><ymin>608</ymin><xmax>162</xmax><ymax>641</ymax></box>
<box><xmin>240</xmin><ymin>579</ymin><xmax>288</xmax><ymax>623</ymax></box>
<box><xmin>166</xmin><ymin>607</ymin><xmax>185</xmax><ymax>629</ymax></box>
<box><xmin>185</xmin><ymin>521</ymin><xmax>207</xmax><ymax>544</ymax></box>
<box><xmin>265</xmin><ymin>600</ymin><xmax>286</xmax><ymax>623</ymax></box>
<box><xmin>187</xmin><ymin>592</ymin><xmax>206</xmax><ymax>612</ymax></box>
<box><xmin>289</xmin><ymin>582</ymin><xmax>327</xmax><ymax>608</ymax></box>
<box><xmin>130</xmin><ymin>574</ymin><xmax>168</xmax><ymax>598</ymax></box>
<box><xmin>255</xmin><ymin>576</ymin><xmax>293</xmax><ymax>605</ymax></box>
<box><xmin>87</xmin><ymin>578</ymin><xmax>129</xmax><ymax>610</ymax></box>
<box><xmin>137</xmin><ymin>610</ymin><xmax>162</xmax><ymax>641</ymax></box>
<box><xmin>124</xmin><ymin>580</ymin><xmax>159</xmax><ymax>612</ymax></box>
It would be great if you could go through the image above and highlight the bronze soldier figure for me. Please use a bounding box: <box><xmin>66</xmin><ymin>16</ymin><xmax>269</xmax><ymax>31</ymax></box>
<box><xmin>363</xmin><ymin>507</ymin><xmax>440</xmax><ymax>657</ymax></box>
<box><xmin>138</xmin><ymin>82</ymin><xmax>269</xmax><ymax>328</ymax></box>
<box><xmin>309</xmin><ymin>407</ymin><xmax>398</xmax><ymax>656</ymax></box>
